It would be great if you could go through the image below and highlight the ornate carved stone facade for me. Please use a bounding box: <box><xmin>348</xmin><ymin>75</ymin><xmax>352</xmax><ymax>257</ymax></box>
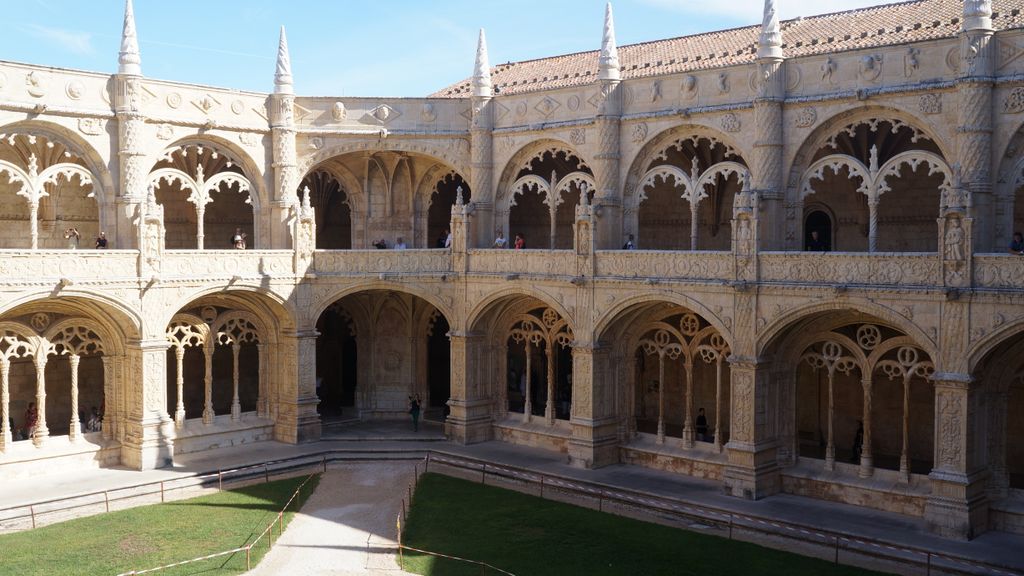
<box><xmin>2</xmin><ymin>0</ymin><xmax>1024</xmax><ymax>542</ymax></box>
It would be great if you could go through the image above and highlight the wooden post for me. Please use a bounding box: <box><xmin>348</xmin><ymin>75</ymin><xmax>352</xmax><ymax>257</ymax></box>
<box><xmin>265</xmin><ymin>462</ymin><xmax>270</xmax><ymax>483</ymax></box>
<box><xmin>104</xmin><ymin>491</ymin><xmax>110</xmax><ymax>512</ymax></box>
<box><xmin>29</xmin><ymin>505</ymin><xmax>35</xmax><ymax>529</ymax></box>
<box><xmin>160</xmin><ymin>481</ymin><xmax>165</xmax><ymax>503</ymax></box>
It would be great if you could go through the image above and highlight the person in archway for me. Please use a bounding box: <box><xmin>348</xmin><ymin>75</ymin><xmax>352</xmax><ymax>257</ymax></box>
<box><xmin>514</xmin><ymin>233</ymin><xmax>525</xmax><ymax>250</ymax></box>
<box><xmin>493</xmin><ymin>230</ymin><xmax>507</xmax><ymax>249</ymax></box>
<box><xmin>623</xmin><ymin>234</ymin><xmax>636</xmax><ymax>250</ymax></box>
<box><xmin>64</xmin><ymin>227</ymin><xmax>81</xmax><ymax>249</ymax></box>
<box><xmin>408</xmin><ymin>394</ymin><xmax>422</xmax><ymax>432</ymax></box>
<box><xmin>232</xmin><ymin>228</ymin><xmax>247</xmax><ymax>250</ymax></box>
<box><xmin>94</xmin><ymin>231</ymin><xmax>107</xmax><ymax>249</ymax></box>
<box><xmin>1010</xmin><ymin>232</ymin><xmax>1024</xmax><ymax>255</ymax></box>
<box><xmin>394</xmin><ymin>237</ymin><xmax>407</xmax><ymax>250</ymax></box>
<box><xmin>23</xmin><ymin>402</ymin><xmax>38</xmax><ymax>440</ymax></box>
<box><xmin>436</xmin><ymin>230</ymin><xmax>448</xmax><ymax>248</ymax></box>
<box><xmin>695</xmin><ymin>407</ymin><xmax>709</xmax><ymax>442</ymax></box>
<box><xmin>806</xmin><ymin>230</ymin><xmax>828</xmax><ymax>252</ymax></box>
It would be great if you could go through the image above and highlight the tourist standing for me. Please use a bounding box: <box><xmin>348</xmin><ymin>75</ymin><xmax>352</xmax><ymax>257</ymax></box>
<box><xmin>493</xmin><ymin>231</ymin><xmax>507</xmax><ymax>248</ymax></box>
<box><xmin>232</xmin><ymin>228</ymin><xmax>247</xmax><ymax>250</ymax></box>
<box><xmin>95</xmin><ymin>231</ymin><xmax>108</xmax><ymax>249</ymax></box>
<box><xmin>695</xmin><ymin>407</ymin><xmax>708</xmax><ymax>442</ymax></box>
<box><xmin>64</xmin><ymin>227</ymin><xmax>81</xmax><ymax>249</ymax></box>
<box><xmin>23</xmin><ymin>402</ymin><xmax>37</xmax><ymax>440</ymax></box>
<box><xmin>622</xmin><ymin>234</ymin><xmax>635</xmax><ymax>250</ymax></box>
<box><xmin>1010</xmin><ymin>232</ymin><xmax>1024</xmax><ymax>255</ymax></box>
<box><xmin>514</xmin><ymin>233</ymin><xmax>525</xmax><ymax>250</ymax></box>
<box><xmin>408</xmin><ymin>394</ymin><xmax>421</xmax><ymax>432</ymax></box>
<box><xmin>394</xmin><ymin>237</ymin><xmax>407</xmax><ymax>250</ymax></box>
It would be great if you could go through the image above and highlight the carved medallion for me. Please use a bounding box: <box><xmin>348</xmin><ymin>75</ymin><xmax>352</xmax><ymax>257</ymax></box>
<box><xmin>231</xmin><ymin>99</ymin><xmax>245</xmax><ymax>115</ymax></box>
<box><xmin>156</xmin><ymin>123</ymin><xmax>174</xmax><ymax>140</ymax></box>
<box><xmin>569</xmin><ymin>128</ymin><xmax>585</xmax><ymax>146</ymax></box>
<box><xmin>25</xmin><ymin>71</ymin><xmax>47</xmax><ymax>97</ymax></box>
<box><xmin>534</xmin><ymin>96</ymin><xmax>560</xmax><ymax>118</ymax></box>
<box><xmin>239</xmin><ymin>132</ymin><xmax>258</xmax><ymax>146</ymax></box>
<box><xmin>332</xmin><ymin>101</ymin><xmax>347</xmax><ymax>121</ymax></box>
<box><xmin>421</xmin><ymin>102</ymin><xmax>436</xmax><ymax>123</ymax></box>
<box><xmin>166</xmin><ymin>92</ymin><xmax>182</xmax><ymax>108</ymax></box>
<box><xmin>919</xmin><ymin>93</ymin><xmax>942</xmax><ymax>115</ymax></box>
<box><xmin>78</xmin><ymin>118</ymin><xmax>104</xmax><ymax>136</ymax></box>
<box><xmin>630</xmin><ymin>122</ymin><xmax>648</xmax><ymax>144</ymax></box>
<box><xmin>65</xmin><ymin>80</ymin><xmax>84</xmax><ymax>100</ymax></box>
<box><xmin>794</xmin><ymin>107</ymin><xmax>817</xmax><ymax>128</ymax></box>
<box><xmin>1004</xmin><ymin>87</ymin><xmax>1024</xmax><ymax>114</ymax></box>
<box><xmin>567</xmin><ymin>94</ymin><xmax>581</xmax><ymax>111</ymax></box>
<box><xmin>720</xmin><ymin>113</ymin><xmax>741</xmax><ymax>133</ymax></box>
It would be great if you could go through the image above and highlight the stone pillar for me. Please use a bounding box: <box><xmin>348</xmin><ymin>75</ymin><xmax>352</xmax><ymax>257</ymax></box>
<box><xmin>275</xmin><ymin>330</ymin><xmax>320</xmax><ymax>443</ymax></box>
<box><xmin>593</xmin><ymin>85</ymin><xmax>623</xmax><ymax>249</ymax></box>
<box><xmin>121</xmin><ymin>339</ymin><xmax>173</xmax><ymax>470</ymax></box>
<box><xmin>230</xmin><ymin>342</ymin><xmax>241</xmax><ymax>420</ymax></box>
<box><xmin>752</xmin><ymin>64</ymin><xmax>785</xmax><ymax>250</ymax></box>
<box><xmin>723</xmin><ymin>356</ymin><xmax>780</xmax><ymax>499</ymax></box>
<box><xmin>202</xmin><ymin>343</ymin><xmax>214</xmax><ymax>424</ymax></box>
<box><xmin>173</xmin><ymin>346</ymin><xmax>185</xmax><ymax>428</ymax></box>
<box><xmin>0</xmin><ymin>358</ymin><xmax>10</xmax><ymax>452</ymax></box>
<box><xmin>446</xmin><ymin>331</ymin><xmax>492</xmax><ymax>444</ymax></box>
<box><xmin>568</xmin><ymin>342</ymin><xmax>618</xmax><ymax>468</ymax></box>
<box><xmin>101</xmin><ymin>355</ymin><xmax>115</xmax><ymax>442</ymax></box>
<box><xmin>256</xmin><ymin>343</ymin><xmax>268</xmax><ymax>418</ymax></box>
<box><xmin>31</xmin><ymin>350</ymin><xmax>49</xmax><ymax>447</ymax></box>
<box><xmin>957</xmin><ymin>8</ymin><xmax>995</xmax><ymax>251</ymax></box>
<box><xmin>113</xmin><ymin>75</ymin><xmax>148</xmax><ymax>249</ymax></box>
<box><xmin>68</xmin><ymin>354</ymin><xmax>80</xmax><ymax>441</ymax></box>
<box><xmin>470</xmin><ymin>100</ymin><xmax>493</xmax><ymax>249</ymax></box>
<box><xmin>450</xmin><ymin>189</ymin><xmax>472</xmax><ymax>273</ymax></box>
<box><xmin>925</xmin><ymin>374</ymin><xmax>989</xmax><ymax>540</ymax></box>
<box><xmin>270</xmin><ymin>93</ymin><xmax>299</xmax><ymax>250</ymax></box>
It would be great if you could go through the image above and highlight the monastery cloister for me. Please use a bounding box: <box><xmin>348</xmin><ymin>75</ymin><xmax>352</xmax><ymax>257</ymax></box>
<box><xmin>1</xmin><ymin>0</ymin><xmax>1024</xmax><ymax>542</ymax></box>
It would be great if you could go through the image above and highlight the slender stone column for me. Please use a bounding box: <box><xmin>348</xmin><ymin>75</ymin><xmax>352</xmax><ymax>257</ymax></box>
<box><xmin>173</xmin><ymin>347</ymin><xmax>185</xmax><ymax>428</ymax></box>
<box><xmin>0</xmin><ymin>358</ymin><xmax>9</xmax><ymax>451</ymax></box>
<box><xmin>231</xmin><ymin>342</ymin><xmax>241</xmax><ymax>420</ymax></box>
<box><xmin>656</xmin><ymin>353</ymin><xmax>666</xmax><ymax>445</ymax></box>
<box><xmin>523</xmin><ymin>341</ymin><xmax>533</xmax><ymax>423</ymax></box>
<box><xmin>859</xmin><ymin>376</ymin><xmax>874</xmax><ymax>478</ymax></box>
<box><xmin>593</xmin><ymin>3</ymin><xmax>623</xmax><ymax>249</ymax></box>
<box><xmin>195</xmin><ymin>204</ymin><xmax>206</xmax><ymax>250</ymax></box>
<box><xmin>682</xmin><ymin>361</ymin><xmax>694</xmax><ymax>448</ymax></box>
<box><xmin>101</xmin><ymin>356</ymin><xmax>114</xmax><ymax>441</ymax></box>
<box><xmin>68</xmin><ymin>354</ymin><xmax>80</xmax><ymax>441</ymax></box>
<box><xmin>713</xmin><ymin>355</ymin><xmax>724</xmax><ymax>452</ymax></box>
<box><xmin>256</xmin><ymin>343</ymin><xmax>268</xmax><ymax>418</ymax></box>
<box><xmin>957</xmin><ymin>3</ymin><xmax>995</xmax><ymax>251</ymax></box>
<box><xmin>899</xmin><ymin>373</ymin><xmax>912</xmax><ymax>481</ymax></box>
<box><xmin>545</xmin><ymin>342</ymin><xmax>556</xmax><ymax>423</ymax></box>
<box><xmin>753</xmin><ymin>0</ymin><xmax>785</xmax><ymax>249</ymax></box>
<box><xmin>470</xmin><ymin>30</ymin><xmax>494</xmax><ymax>248</ymax></box>
<box><xmin>32</xmin><ymin>352</ymin><xmax>48</xmax><ymax>447</ymax></box>
<box><xmin>202</xmin><ymin>344</ymin><xmax>214</xmax><ymax>424</ymax></box>
<box><xmin>825</xmin><ymin>368</ymin><xmax>836</xmax><ymax>471</ymax></box>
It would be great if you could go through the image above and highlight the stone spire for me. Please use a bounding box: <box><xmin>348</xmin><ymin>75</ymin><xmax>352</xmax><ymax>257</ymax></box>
<box><xmin>472</xmin><ymin>29</ymin><xmax>492</xmax><ymax>98</ymax></box>
<box><xmin>118</xmin><ymin>0</ymin><xmax>141</xmax><ymax>75</ymax></box>
<box><xmin>274</xmin><ymin>26</ymin><xmax>294</xmax><ymax>95</ymax></box>
<box><xmin>598</xmin><ymin>2</ymin><xmax>620</xmax><ymax>81</ymax></box>
<box><xmin>757</xmin><ymin>0</ymin><xmax>783</xmax><ymax>60</ymax></box>
<box><xmin>963</xmin><ymin>0</ymin><xmax>993</xmax><ymax>31</ymax></box>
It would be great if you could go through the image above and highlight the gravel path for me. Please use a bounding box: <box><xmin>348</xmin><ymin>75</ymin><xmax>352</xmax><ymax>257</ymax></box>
<box><xmin>247</xmin><ymin>462</ymin><xmax>418</xmax><ymax>576</ymax></box>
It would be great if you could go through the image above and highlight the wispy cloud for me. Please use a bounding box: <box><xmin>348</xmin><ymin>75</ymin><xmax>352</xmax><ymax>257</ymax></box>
<box><xmin>637</xmin><ymin>0</ymin><xmax>896</xmax><ymax>21</ymax></box>
<box><xmin>23</xmin><ymin>24</ymin><xmax>94</xmax><ymax>55</ymax></box>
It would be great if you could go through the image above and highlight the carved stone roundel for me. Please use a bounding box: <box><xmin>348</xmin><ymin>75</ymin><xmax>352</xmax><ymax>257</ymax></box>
<box><xmin>166</xmin><ymin>93</ymin><xmax>182</xmax><ymax>108</ymax></box>
<box><xmin>65</xmin><ymin>81</ymin><xmax>84</xmax><ymax>100</ymax></box>
<box><xmin>1004</xmin><ymin>87</ymin><xmax>1024</xmax><ymax>114</ymax></box>
<box><xmin>795</xmin><ymin>107</ymin><xmax>817</xmax><ymax>128</ymax></box>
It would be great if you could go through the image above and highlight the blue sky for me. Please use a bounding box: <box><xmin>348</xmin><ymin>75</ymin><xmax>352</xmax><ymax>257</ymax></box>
<box><xmin>1</xmin><ymin>0</ymin><xmax>895</xmax><ymax>97</ymax></box>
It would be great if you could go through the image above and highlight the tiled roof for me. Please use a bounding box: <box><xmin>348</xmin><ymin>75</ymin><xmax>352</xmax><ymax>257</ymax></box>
<box><xmin>431</xmin><ymin>0</ymin><xmax>1024</xmax><ymax>98</ymax></box>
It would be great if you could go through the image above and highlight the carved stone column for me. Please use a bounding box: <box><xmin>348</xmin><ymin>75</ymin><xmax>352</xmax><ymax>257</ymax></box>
<box><xmin>68</xmin><ymin>354</ymin><xmax>80</xmax><ymax>441</ymax></box>
<box><xmin>723</xmin><ymin>356</ymin><xmax>781</xmax><ymax>499</ymax></box>
<box><xmin>114</xmin><ymin>74</ymin><xmax>148</xmax><ymax>249</ymax></box>
<box><xmin>594</xmin><ymin>85</ymin><xmax>622</xmax><ymax>250</ymax></box>
<box><xmin>173</xmin><ymin>346</ymin><xmax>185</xmax><ymax>428</ymax></box>
<box><xmin>275</xmin><ymin>329</ymin><xmax>321</xmax><ymax>443</ymax></box>
<box><xmin>450</xmin><ymin>188</ymin><xmax>472</xmax><ymax>273</ymax></box>
<box><xmin>569</xmin><ymin>342</ymin><xmax>618</xmax><ymax>468</ymax></box>
<box><xmin>0</xmin><ymin>358</ymin><xmax>10</xmax><ymax>452</ymax></box>
<box><xmin>120</xmin><ymin>339</ymin><xmax>173</xmax><ymax>470</ymax></box>
<box><xmin>957</xmin><ymin>14</ymin><xmax>995</xmax><ymax>252</ymax></box>
<box><xmin>31</xmin><ymin>350</ymin><xmax>49</xmax><ymax>447</ymax></box>
<box><xmin>270</xmin><ymin>94</ymin><xmax>299</xmax><ymax>250</ymax></box>
<box><xmin>470</xmin><ymin>99</ymin><xmax>493</xmax><ymax>249</ymax></box>
<box><xmin>925</xmin><ymin>374</ymin><xmax>989</xmax><ymax>540</ymax></box>
<box><xmin>752</xmin><ymin>59</ymin><xmax>785</xmax><ymax>250</ymax></box>
<box><xmin>446</xmin><ymin>331</ymin><xmax>492</xmax><ymax>444</ymax></box>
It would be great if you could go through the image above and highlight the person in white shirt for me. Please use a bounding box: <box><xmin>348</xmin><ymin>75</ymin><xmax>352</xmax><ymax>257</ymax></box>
<box><xmin>394</xmin><ymin>237</ymin><xmax>407</xmax><ymax>250</ymax></box>
<box><xmin>444</xmin><ymin>230</ymin><xmax>452</xmax><ymax>248</ymax></box>
<box><xmin>493</xmin><ymin>231</ymin><xmax>507</xmax><ymax>248</ymax></box>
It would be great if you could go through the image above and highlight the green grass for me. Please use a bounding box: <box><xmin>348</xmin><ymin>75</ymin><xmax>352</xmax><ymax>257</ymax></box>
<box><xmin>0</xmin><ymin>474</ymin><xmax>320</xmax><ymax>576</ymax></box>
<box><xmin>400</xmin><ymin>473</ymin><xmax>887</xmax><ymax>576</ymax></box>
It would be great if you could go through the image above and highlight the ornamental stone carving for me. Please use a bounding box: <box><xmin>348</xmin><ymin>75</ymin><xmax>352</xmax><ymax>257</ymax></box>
<box><xmin>720</xmin><ymin>113</ymin><xmax>741</xmax><ymax>133</ymax></box>
<box><xmin>859</xmin><ymin>55</ymin><xmax>882</xmax><ymax>81</ymax></box>
<box><xmin>65</xmin><ymin>80</ymin><xmax>84</xmax><ymax>100</ymax></box>
<box><xmin>682</xmin><ymin>75</ymin><xmax>697</xmax><ymax>98</ymax></box>
<box><xmin>78</xmin><ymin>118</ymin><xmax>104</xmax><ymax>136</ymax></box>
<box><xmin>1003</xmin><ymin>87</ymin><xmax>1024</xmax><ymax>114</ymax></box>
<box><xmin>717</xmin><ymin>73</ymin><xmax>730</xmax><ymax>94</ymax></box>
<box><xmin>166</xmin><ymin>92</ymin><xmax>182</xmax><ymax>108</ymax></box>
<box><xmin>25</xmin><ymin>71</ymin><xmax>47</xmax><ymax>97</ymax></box>
<box><xmin>421</xmin><ymin>102</ymin><xmax>436</xmax><ymax>123</ymax></box>
<box><xmin>332</xmin><ymin>101</ymin><xmax>347</xmax><ymax>121</ymax></box>
<box><xmin>919</xmin><ymin>93</ymin><xmax>942</xmax><ymax>115</ymax></box>
<box><xmin>155</xmin><ymin>123</ymin><xmax>174</xmax><ymax>140</ymax></box>
<box><xmin>795</xmin><ymin>107</ymin><xmax>817</xmax><ymax>128</ymax></box>
<box><xmin>569</xmin><ymin>128</ymin><xmax>586</xmax><ymax>146</ymax></box>
<box><xmin>630</xmin><ymin>122</ymin><xmax>648</xmax><ymax>144</ymax></box>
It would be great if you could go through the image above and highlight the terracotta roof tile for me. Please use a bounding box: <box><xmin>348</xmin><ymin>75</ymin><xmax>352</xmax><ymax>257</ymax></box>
<box><xmin>431</xmin><ymin>0</ymin><xmax>1024</xmax><ymax>98</ymax></box>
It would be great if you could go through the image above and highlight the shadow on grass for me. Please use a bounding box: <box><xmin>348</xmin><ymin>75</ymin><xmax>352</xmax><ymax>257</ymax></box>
<box><xmin>400</xmin><ymin>474</ymin><xmax>889</xmax><ymax>576</ymax></box>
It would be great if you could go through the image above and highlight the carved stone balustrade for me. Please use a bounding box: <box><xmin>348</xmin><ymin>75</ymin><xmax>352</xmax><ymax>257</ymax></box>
<box><xmin>314</xmin><ymin>249</ymin><xmax>452</xmax><ymax>276</ymax></box>
<box><xmin>594</xmin><ymin>250</ymin><xmax>733</xmax><ymax>282</ymax></box>
<box><xmin>161</xmin><ymin>250</ymin><xmax>295</xmax><ymax>279</ymax></box>
<box><xmin>467</xmin><ymin>249</ymin><xmax>577</xmax><ymax>277</ymax></box>
<box><xmin>759</xmin><ymin>252</ymin><xmax>942</xmax><ymax>287</ymax></box>
<box><xmin>973</xmin><ymin>255</ymin><xmax>1024</xmax><ymax>289</ymax></box>
<box><xmin>0</xmin><ymin>250</ymin><xmax>139</xmax><ymax>282</ymax></box>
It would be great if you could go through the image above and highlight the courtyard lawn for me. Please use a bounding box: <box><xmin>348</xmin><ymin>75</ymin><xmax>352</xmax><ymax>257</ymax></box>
<box><xmin>0</xmin><ymin>474</ymin><xmax>319</xmax><ymax>576</ymax></box>
<box><xmin>400</xmin><ymin>473</ymin><xmax>887</xmax><ymax>576</ymax></box>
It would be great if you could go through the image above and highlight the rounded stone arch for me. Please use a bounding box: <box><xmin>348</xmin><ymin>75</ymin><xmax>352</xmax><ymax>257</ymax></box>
<box><xmin>0</xmin><ymin>290</ymin><xmax>142</xmax><ymax>346</ymax></box>
<box><xmin>495</xmin><ymin>138</ymin><xmax>593</xmax><ymax>208</ymax></box>
<box><xmin>593</xmin><ymin>292</ymin><xmax>734</xmax><ymax>352</ymax></box>
<box><xmin>298</xmin><ymin>140</ymin><xmax>470</xmax><ymax>184</ymax></box>
<box><xmin>147</xmin><ymin>134</ymin><xmax>267</xmax><ymax>212</ymax></box>
<box><xmin>310</xmin><ymin>281</ymin><xmax>454</xmax><ymax>331</ymax></box>
<box><xmin>785</xmin><ymin>105</ymin><xmax>952</xmax><ymax>197</ymax></box>
<box><xmin>756</xmin><ymin>299</ymin><xmax>937</xmax><ymax>365</ymax></box>
<box><xmin>211</xmin><ymin>309</ymin><xmax>267</xmax><ymax>345</ymax></box>
<box><xmin>993</xmin><ymin>117</ymin><xmax>1024</xmax><ymax>251</ymax></box>
<box><xmin>44</xmin><ymin>316</ymin><xmax>113</xmax><ymax>357</ymax></box>
<box><xmin>0</xmin><ymin>118</ymin><xmax>115</xmax><ymax>205</ymax></box>
<box><xmin>159</xmin><ymin>285</ymin><xmax>296</xmax><ymax>341</ymax></box>
<box><xmin>466</xmin><ymin>286</ymin><xmax>576</xmax><ymax>336</ymax></box>
<box><xmin>967</xmin><ymin>320</ymin><xmax>1024</xmax><ymax>374</ymax></box>
<box><xmin>623</xmin><ymin>123</ymin><xmax>749</xmax><ymax>200</ymax></box>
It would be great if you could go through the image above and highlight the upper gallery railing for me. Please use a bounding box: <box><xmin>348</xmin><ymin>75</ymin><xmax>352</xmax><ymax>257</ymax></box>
<box><xmin>1</xmin><ymin>248</ymin><xmax>1023</xmax><ymax>291</ymax></box>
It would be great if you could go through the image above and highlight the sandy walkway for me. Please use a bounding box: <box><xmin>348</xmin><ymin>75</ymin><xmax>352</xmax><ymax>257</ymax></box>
<box><xmin>247</xmin><ymin>462</ymin><xmax>418</xmax><ymax>576</ymax></box>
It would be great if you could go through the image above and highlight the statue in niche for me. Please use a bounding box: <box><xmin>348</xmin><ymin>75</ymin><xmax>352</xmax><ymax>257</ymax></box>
<box><xmin>944</xmin><ymin>218</ymin><xmax>965</xmax><ymax>261</ymax></box>
<box><xmin>736</xmin><ymin>217</ymin><xmax>753</xmax><ymax>255</ymax></box>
